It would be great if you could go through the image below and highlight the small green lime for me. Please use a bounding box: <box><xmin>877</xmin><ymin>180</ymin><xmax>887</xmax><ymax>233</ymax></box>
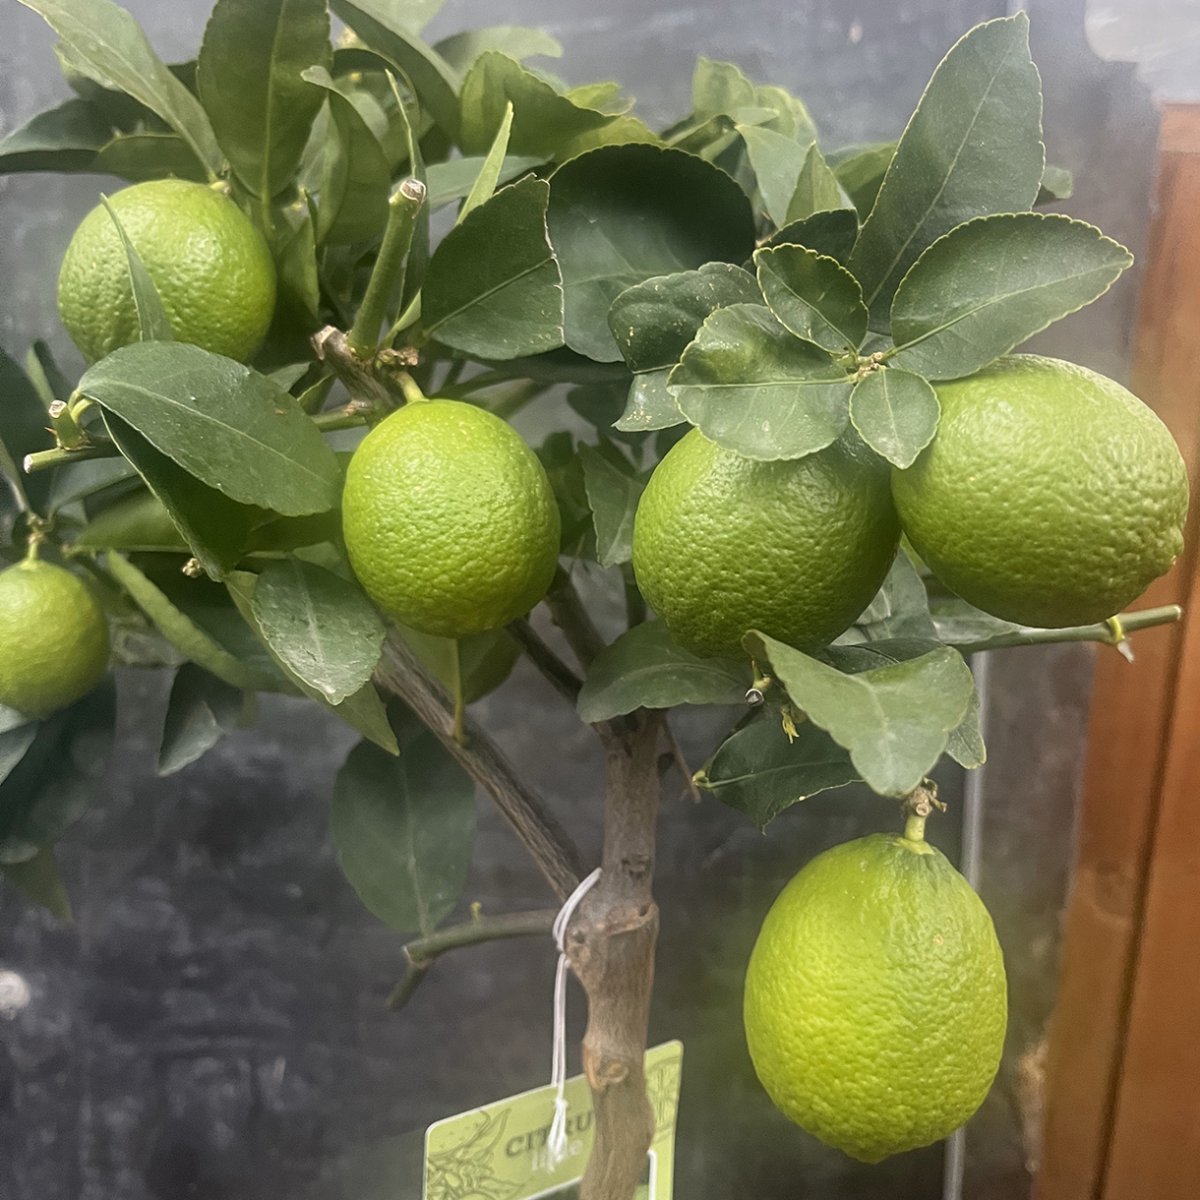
<box><xmin>342</xmin><ymin>400</ymin><xmax>561</xmax><ymax>637</ymax></box>
<box><xmin>744</xmin><ymin>833</ymin><xmax>1007</xmax><ymax>1162</ymax></box>
<box><xmin>57</xmin><ymin>178</ymin><xmax>276</xmax><ymax>363</ymax></box>
<box><xmin>0</xmin><ymin>559</ymin><xmax>111</xmax><ymax>717</ymax></box>
<box><xmin>632</xmin><ymin>429</ymin><xmax>899</xmax><ymax>657</ymax></box>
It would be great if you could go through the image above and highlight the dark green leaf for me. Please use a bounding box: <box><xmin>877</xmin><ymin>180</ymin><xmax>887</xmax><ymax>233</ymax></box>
<box><xmin>554</xmin><ymin>113</ymin><xmax>659</xmax><ymax>161</ymax></box>
<box><xmin>46</xmin><ymin>457</ymin><xmax>138</xmax><ymax>515</ymax></box>
<box><xmin>697</xmin><ymin>716</ymin><xmax>858</xmax><ymax>827</ymax></box>
<box><xmin>847</xmin><ymin>14</ymin><xmax>1044</xmax><ymax>320</ymax></box>
<box><xmin>1</xmin><ymin>845</ymin><xmax>72</xmax><ymax>919</ymax></box>
<box><xmin>79</xmin><ymin>342</ymin><xmax>342</xmax><ymax>517</ymax></box>
<box><xmin>332</xmin><ymin>734</ymin><xmax>475</xmax><ymax>933</ymax></box>
<box><xmin>787</xmin><ymin>144</ymin><xmax>846</xmax><ymax>222</ymax></box>
<box><xmin>0</xmin><ymin>98</ymin><xmax>113</xmax><ymax>173</ymax></box>
<box><xmin>270</xmin><ymin>193</ymin><xmax>322</xmax><ymax>320</ymax></box>
<box><xmin>608</xmin><ymin>263</ymin><xmax>761</xmax><ymax>375</ymax></box>
<box><xmin>74</xmin><ymin>487</ymin><xmax>189</xmax><ymax>553</ymax></box>
<box><xmin>435</xmin><ymin>26</ymin><xmax>563</xmax><ymax>73</ymax></box>
<box><xmin>330</xmin><ymin>0</ymin><xmax>460</xmax><ymax>139</ymax></box>
<box><xmin>101</xmin><ymin>413</ymin><xmax>254</xmax><ymax>578</ymax></box>
<box><xmin>764</xmin><ymin>208</ymin><xmax>859</xmax><ymax>263</ymax></box>
<box><xmin>422</xmin><ymin>176</ymin><xmax>564</xmax><ymax>360</ymax></box>
<box><xmin>737</xmin><ymin>123</ymin><xmax>816</xmax><ymax>228</ymax></box>
<box><xmin>398</xmin><ymin>627</ymin><xmax>520</xmax><ymax>705</ymax></box>
<box><xmin>615</xmin><ymin>369</ymin><xmax>681</xmax><ymax>434</ymax></box>
<box><xmin>425</xmin><ymin>153</ymin><xmax>543</xmax><ymax>209</ymax></box>
<box><xmin>745</xmin><ymin>631</ymin><xmax>974</xmax><ymax>796</ymax></box>
<box><xmin>548</xmin><ymin>144</ymin><xmax>756</xmax><ymax>362</ymax></box>
<box><xmin>577</xmin><ymin>621</ymin><xmax>751</xmax><ymax>722</ymax></box>
<box><xmin>458</xmin><ymin>101</ymin><xmax>513</xmax><ymax>223</ymax></box>
<box><xmin>158</xmin><ymin>662</ymin><xmax>246</xmax><ymax>775</ymax></box>
<box><xmin>101</xmin><ymin>197</ymin><xmax>173</xmax><ymax>342</ymax></box>
<box><xmin>1037</xmin><ymin>163</ymin><xmax>1074</xmax><ymax>205</ymax></box>
<box><xmin>848</xmin><ymin>367</ymin><xmax>940</xmax><ymax>469</ymax></box>
<box><xmin>855</xmin><ymin>550</ymin><xmax>938</xmax><ymax>641</ymax></box>
<box><xmin>92</xmin><ymin>131</ymin><xmax>208</xmax><ymax>182</ymax></box>
<box><xmin>537</xmin><ymin>431</ymin><xmax>593</xmax><ymax>557</ymax></box>
<box><xmin>755</xmin><ymin>244</ymin><xmax>867</xmax><ymax>353</ymax></box>
<box><xmin>889</xmin><ymin>213</ymin><xmax>1133</xmax><ymax>380</ymax></box>
<box><xmin>302</xmin><ymin>66</ymin><xmax>391</xmax><ymax>245</ymax></box>
<box><xmin>250</xmin><ymin>558</ymin><xmax>386</xmax><ymax>704</ymax></box>
<box><xmin>0</xmin><ymin>346</ymin><xmax>53</xmax><ymax>516</ymax></box>
<box><xmin>669</xmin><ymin>304</ymin><xmax>853</xmax><ymax>461</ymax></box>
<box><xmin>16</xmin><ymin>0</ymin><xmax>223</xmax><ymax>176</ymax></box>
<box><xmin>0</xmin><ymin>678</ymin><xmax>116</xmax><ymax>864</ymax></box>
<box><xmin>579</xmin><ymin>445</ymin><xmax>644</xmax><ymax>568</ymax></box>
<box><xmin>831</xmin><ymin>141</ymin><xmax>896</xmax><ymax>217</ymax></box>
<box><xmin>197</xmin><ymin>0</ymin><xmax>330</xmax><ymax>201</ymax></box>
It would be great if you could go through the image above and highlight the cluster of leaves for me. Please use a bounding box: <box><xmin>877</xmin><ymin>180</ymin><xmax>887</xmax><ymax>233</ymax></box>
<box><xmin>0</xmin><ymin>1</ymin><xmax>1130</xmax><ymax>927</ymax></box>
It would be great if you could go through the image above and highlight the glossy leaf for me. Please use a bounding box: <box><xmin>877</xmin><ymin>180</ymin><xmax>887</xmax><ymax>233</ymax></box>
<box><xmin>764</xmin><ymin>208</ymin><xmax>859</xmax><ymax>263</ymax></box>
<box><xmin>854</xmin><ymin>550</ymin><xmax>938</xmax><ymax>642</ymax></box>
<box><xmin>787</xmin><ymin>143</ymin><xmax>845</xmax><ymax>222</ymax></box>
<box><xmin>332</xmin><ymin>734</ymin><xmax>475</xmax><ymax>933</ymax></box>
<box><xmin>458</xmin><ymin>101</ymin><xmax>512</xmax><ymax>223</ymax></box>
<box><xmin>577</xmin><ymin>621</ymin><xmax>750</xmax><ymax>723</ymax></box>
<box><xmin>669</xmin><ymin>304</ymin><xmax>853</xmax><ymax>461</ymax></box>
<box><xmin>197</xmin><ymin>0</ymin><xmax>330</xmax><ymax>200</ymax></box>
<box><xmin>755</xmin><ymin>244</ymin><xmax>867</xmax><ymax>353</ymax></box>
<box><xmin>1</xmin><ymin>845</ymin><xmax>72</xmax><ymax>919</ymax></box>
<box><xmin>737</xmin><ymin>123</ymin><xmax>816</xmax><ymax>228</ymax></box>
<box><xmin>616</xmin><ymin>369</ymin><xmax>682</xmax><ymax>434</ymax></box>
<box><xmin>422</xmin><ymin>176</ymin><xmax>564</xmax><ymax>360</ymax></box>
<box><xmin>435</xmin><ymin>26</ymin><xmax>563</xmax><ymax>74</ymax></box>
<box><xmin>847</xmin><ymin>15</ymin><xmax>1044</xmax><ymax>320</ymax></box>
<box><xmin>16</xmin><ymin>0</ymin><xmax>222</xmax><ymax>176</ymax></box>
<box><xmin>92</xmin><ymin>131</ymin><xmax>208</xmax><ymax>182</ymax></box>
<box><xmin>398</xmin><ymin>627</ymin><xmax>520</xmax><ymax>706</ymax></box>
<box><xmin>889</xmin><ymin>213</ymin><xmax>1133</xmax><ymax>380</ymax></box>
<box><xmin>746</xmin><ymin>631</ymin><xmax>975</xmax><ymax>797</ymax></box>
<box><xmin>929</xmin><ymin>595</ymin><xmax>1024</xmax><ymax>648</ymax></box>
<box><xmin>102</xmin><ymin>197</ymin><xmax>173</xmax><ymax>342</ymax></box>
<box><xmin>579</xmin><ymin>445</ymin><xmax>644</xmax><ymax>568</ymax></box>
<box><xmin>697</xmin><ymin>717</ymin><xmax>858</xmax><ymax>828</ymax></box>
<box><xmin>832</xmin><ymin>141</ymin><xmax>896</xmax><ymax>217</ymax></box>
<box><xmin>946</xmin><ymin>684</ymin><xmax>987</xmax><ymax>769</ymax></box>
<box><xmin>548</xmin><ymin>144</ymin><xmax>756</xmax><ymax>362</ymax></box>
<box><xmin>158</xmin><ymin>663</ymin><xmax>246</xmax><ymax>776</ymax></box>
<box><xmin>0</xmin><ymin>98</ymin><xmax>113</xmax><ymax>173</ymax></box>
<box><xmin>425</xmin><ymin>152</ymin><xmax>542</xmax><ymax>209</ymax></box>
<box><xmin>79</xmin><ymin>342</ymin><xmax>342</xmax><ymax>517</ymax></box>
<box><xmin>848</xmin><ymin>367</ymin><xmax>940</xmax><ymax>469</ymax></box>
<box><xmin>250</xmin><ymin>558</ymin><xmax>386</xmax><ymax>705</ymax></box>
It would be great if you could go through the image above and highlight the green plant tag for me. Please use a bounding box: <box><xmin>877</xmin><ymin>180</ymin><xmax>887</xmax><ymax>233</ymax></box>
<box><xmin>424</xmin><ymin>1041</ymin><xmax>683</xmax><ymax>1199</ymax></box>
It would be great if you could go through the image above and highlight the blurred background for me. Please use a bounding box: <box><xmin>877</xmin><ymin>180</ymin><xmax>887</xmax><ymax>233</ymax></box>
<box><xmin>1</xmin><ymin>1</ymin><xmax>1194</xmax><ymax>1198</ymax></box>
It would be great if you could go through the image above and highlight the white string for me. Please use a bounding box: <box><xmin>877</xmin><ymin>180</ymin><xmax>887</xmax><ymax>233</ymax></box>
<box><xmin>547</xmin><ymin>867</ymin><xmax>602</xmax><ymax>1168</ymax></box>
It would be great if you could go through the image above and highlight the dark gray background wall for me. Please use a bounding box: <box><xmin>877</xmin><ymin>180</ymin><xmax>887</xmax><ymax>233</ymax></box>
<box><xmin>0</xmin><ymin>2</ymin><xmax>1162</xmax><ymax>1198</ymax></box>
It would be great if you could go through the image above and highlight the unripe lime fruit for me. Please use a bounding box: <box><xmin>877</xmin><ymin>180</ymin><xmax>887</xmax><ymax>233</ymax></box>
<box><xmin>632</xmin><ymin>429</ymin><xmax>900</xmax><ymax>657</ymax></box>
<box><xmin>0</xmin><ymin>559</ymin><xmax>111</xmax><ymax>717</ymax></box>
<box><xmin>892</xmin><ymin>355</ymin><xmax>1188</xmax><ymax>627</ymax></box>
<box><xmin>57</xmin><ymin>178</ymin><xmax>277</xmax><ymax>363</ymax></box>
<box><xmin>342</xmin><ymin>400</ymin><xmax>561</xmax><ymax>637</ymax></box>
<box><xmin>744</xmin><ymin>833</ymin><xmax>1007</xmax><ymax>1163</ymax></box>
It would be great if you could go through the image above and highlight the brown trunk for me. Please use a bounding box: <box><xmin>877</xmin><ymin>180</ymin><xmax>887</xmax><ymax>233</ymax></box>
<box><xmin>568</xmin><ymin>713</ymin><xmax>662</xmax><ymax>1200</ymax></box>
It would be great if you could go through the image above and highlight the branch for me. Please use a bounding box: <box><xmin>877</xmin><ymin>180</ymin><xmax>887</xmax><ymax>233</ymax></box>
<box><xmin>951</xmin><ymin>604</ymin><xmax>1182</xmax><ymax>655</ymax></box>
<box><xmin>375</xmin><ymin>633</ymin><xmax>586</xmax><ymax>900</ymax></box>
<box><xmin>508</xmin><ymin>617</ymin><xmax>583</xmax><ymax>704</ymax></box>
<box><xmin>387</xmin><ymin>907</ymin><xmax>556</xmax><ymax>1010</ymax></box>
<box><xmin>546</xmin><ymin>569</ymin><xmax>609</xmax><ymax>670</ymax></box>
<box><xmin>24</xmin><ymin>440</ymin><xmax>119</xmax><ymax>474</ymax></box>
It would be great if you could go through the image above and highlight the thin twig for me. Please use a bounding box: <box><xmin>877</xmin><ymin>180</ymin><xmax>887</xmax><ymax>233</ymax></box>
<box><xmin>387</xmin><ymin>907</ymin><xmax>556</xmax><ymax>1010</ymax></box>
<box><xmin>661</xmin><ymin>715</ymin><xmax>702</xmax><ymax>803</ymax></box>
<box><xmin>508</xmin><ymin>617</ymin><xmax>584</xmax><ymax>704</ymax></box>
<box><xmin>546</xmin><ymin>569</ymin><xmax>609</xmax><ymax>671</ymax></box>
<box><xmin>949</xmin><ymin>604</ymin><xmax>1182</xmax><ymax>655</ymax></box>
<box><xmin>24</xmin><ymin>440</ymin><xmax>119</xmax><ymax>474</ymax></box>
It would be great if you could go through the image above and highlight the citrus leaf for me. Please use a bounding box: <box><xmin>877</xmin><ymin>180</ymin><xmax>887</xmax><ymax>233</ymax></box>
<box><xmin>946</xmin><ymin>684</ymin><xmax>986</xmax><ymax>769</ymax></box>
<box><xmin>929</xmin><ymin>595</ymin><xmax>1025</xmax><ymax>649</ymax></box>
<box><xmin>74</xmin><ymin>488</ymin><xmax>189</xmax><ymax>554</ymax></box>
<box><xmin>577</xmin><ymin>621</ymin><xmax>751</xmax><ymax>723</ymax></box>
<box><xmin>434</xmin><ymin>26</ymin><xmax>563</xmax><ymax>74</ymax></box>
<box><xmin>107</xmin><ymin>553</ymin><xmax>278</xmax><ymax>691</ymax></box>
<box><xmin>693</xmin><ymin>57</ymin><xmax>757</xmax><ymax>119</ymax></box>
<box><xmin>457</xmin><ymin>101</ymin><xmax>513</xmax><ymax>224</ymax></box>
<box><xmin>0</xmin><ymin>347</ymin><xmax>52</xmax><ymax>516</ymax></box>
<box><xmin>92</xmin><ymin>130</ymin><xmax>208</xmax><ymax>182</ymax></box>
<box><xmin>398</xmin><ymin>626</ymin><xmax>519</xmax><ymax>706</ymax></box>
<box><xmin>848</xmin><ymin>367</ymin><xmax>940</xmax><ymax>469</ymax></box>
<box><xmin>332</xmin><ymin>734</ymin><xmax>475</xmax><ymax>934</ymax></box>
<box><xmin>832</xmin><ymin>141</ymin><xmax>896</xmax><ymax>217</ymax></box>
<box><xmin>15</xmin><ymin>0</ymin><xmax>223</xmax><ymax>177</ymax></box>
<box><xmin>250</xmin><ymin>558</ymin><xmax>386</xmax><ymax>705</ymax></box>
<box><xmin>755</xmin><ymin>244</ymin><xmax>868</xmax><ymax>353</ymax></box>
<box><xmin>669</xmin><ymin>304</ymin><xmax>853</xmax><ymax>461</ymax></box>
<box><xmin>302</xmin><ymin>66</ymin><xmax>391</xmax><ymax>246</ymax></box>
<box><xmin>578</xmin><ymin>445</ymin><xmax>644</xmax><ymax>568</ymax></box>
<box><xmin>79</xmin><ymin>341</ymin><xmax>342</xmax><ymax>517</ymax></box>
<box><xmin>786</xmin><ymin>143</ymin><xmax>846</xmax><ymax>222</ymax></box>
<box><xmin>197</xmin><ymin>0</ymin><xmax>331</xmax><ymax>201</ymax></box>
<box><xmin>101</xmin><ymin>197</ymin><xmax>173</xmax><ymax>342</ymax></box>
<box><xmin>1</xmin><ymin>845</ymin><xmax>72</xmax><ymax>919</ymax></box>
<box><xmin>889</xmin><ymin>213</ymin><xmax>1133</xmax><ymax>380</ymax></box>
<box><xmin>158</xmin><ymin>662</ymin><xmax>246</xmax><ymax>776</ymax></box>
<box><xmin>1037</xmin><ymin>163</ymin><xmax>1074</xmax><ymax>205</ymax></box>
<box><xmin>329</xmin><ymin>0</ymin><xmax>460</xmax><ymax>139</ymax></box>
<box><xmin>0</xmin><ymin>98</ymin><xmax>113</xmax><ymax>173</ymax></box>
<box><xmin>737</xmin><ymin>123</ymin><xmax>816</xmax><ymax>228</ymax></box>
<box><xmin>547</xmin><ymin>144</ymin><xmax>756</xmax><ymax>362</ymax></box>
<box><xmin>847</xmin><ymin>14</ymin><xmax>1044</xmax><ymax>321</ymax></box>
<box><xmin>697</xmin><ymin>717</ymin><xmax>858</xmax><ymax>828</ymax></box>
<box><xmin>0</xmin><ymin>721</ymin><xmax>39</xmax><ymax>789</ymax></box>
<box><xmin>0</xmin><ymin>678</ymin><xmax>116</xmax><ymax>864</ymax></box>
<box><xmin>459</xmin><ymin>52</ymin><xmax>611</xmax><ymax>158</ymax></box>
<box><xmin>608</xmin><ymin>263</ymin><xmax>761</xmax><ymax>375</ymax></box>
<box><xmin>615</xmin><ymin>369</ymin><xmax>681</xmax><ymax>434</ymax></box>
<box><xmin>746</xmin><ymin>631</ymin><xmax>975</xmax><ymax>797</ymax></box>
<box><xmin>764</xmin><ymin>208</ymin><xmax>859</xmax><ymax>263</ymax></box>
<box><xmin>424</xmin><ymin>153</ymin><xmax>542</xmax><ymax>209</ymax></box>
<box><xmin>421</xmin><ymin>176</ymin><xmax>564</xmax><ymax>360</ymax></box>
<box><xmin>854</xmin><ymin>549</ymin><xmax>938</xmax><ymax>642</ymax></box>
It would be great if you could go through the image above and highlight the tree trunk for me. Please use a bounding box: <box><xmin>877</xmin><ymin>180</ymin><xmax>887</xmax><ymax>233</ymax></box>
<box><xmin>568</xmin><ymin>712</ymin><xmax>662</xmax><ymax>1200</ymax></box>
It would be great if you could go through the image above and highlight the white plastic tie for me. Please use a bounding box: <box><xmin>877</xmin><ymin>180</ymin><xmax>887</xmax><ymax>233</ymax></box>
<box><xmin>546</xmin><ymin>867</ymin><xmax>602</xmax><ymax>1168</ymax></box>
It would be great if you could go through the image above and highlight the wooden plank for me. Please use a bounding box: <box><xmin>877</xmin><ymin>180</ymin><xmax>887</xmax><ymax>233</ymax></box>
<box><xmin>1036</xmin><ymin>103</ymin><xmax>1200</xmax><ymax>1200</ymax></box>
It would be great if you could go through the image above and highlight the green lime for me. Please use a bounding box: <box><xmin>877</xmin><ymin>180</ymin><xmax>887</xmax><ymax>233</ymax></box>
<box><xmin>57</xmin><ymin>178</ymin><xmax>276</xmax><ymax>363</ymax></box>
<box><xmin>342</xmin><ymin>400</ymin><xmax>561</xmax><ymax>637</ymax></box>
<box><xmin>892</xmin><ymin>355</ymin><xmax>1188</xmax><ymax>627</ymax></box>
<box><xmin>632</xmin><ymin>429</ymin><xmax>899</xmax><ymax>657</ymax></box>
<box><xmin>0</xmin><ymin>558</ymin><xmax>111</xmax><ymax>718</ymax></box>
<box><xmin>744</xmin><ymin>833</ymin><xmax>1007</xmax><ymax>1162</ymax></box>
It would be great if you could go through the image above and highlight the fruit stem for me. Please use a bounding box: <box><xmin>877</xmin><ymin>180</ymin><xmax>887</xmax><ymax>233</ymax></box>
<box><xmin>347</xmin><ymin>177</ymin><xmax>427</xmax><ymax>360</ymax></box>
<box><xmin>904</xmin><ymin>810</ymin><xmax>927</xmax><ymax>843</ymax></box>
<box><xmin>49</xmin><ymin>399</ymin><xmax>88</xmax><ymax>450</ymax></box>
<box><xmin>901</xmin><ymin>781</ymin><xmax>939</xmax><ymax>844</ymax></box>
<box><xmin>950</xmin><ymin>604</ymin><xmax>1183</xmax><ymax>654</ymax></box>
